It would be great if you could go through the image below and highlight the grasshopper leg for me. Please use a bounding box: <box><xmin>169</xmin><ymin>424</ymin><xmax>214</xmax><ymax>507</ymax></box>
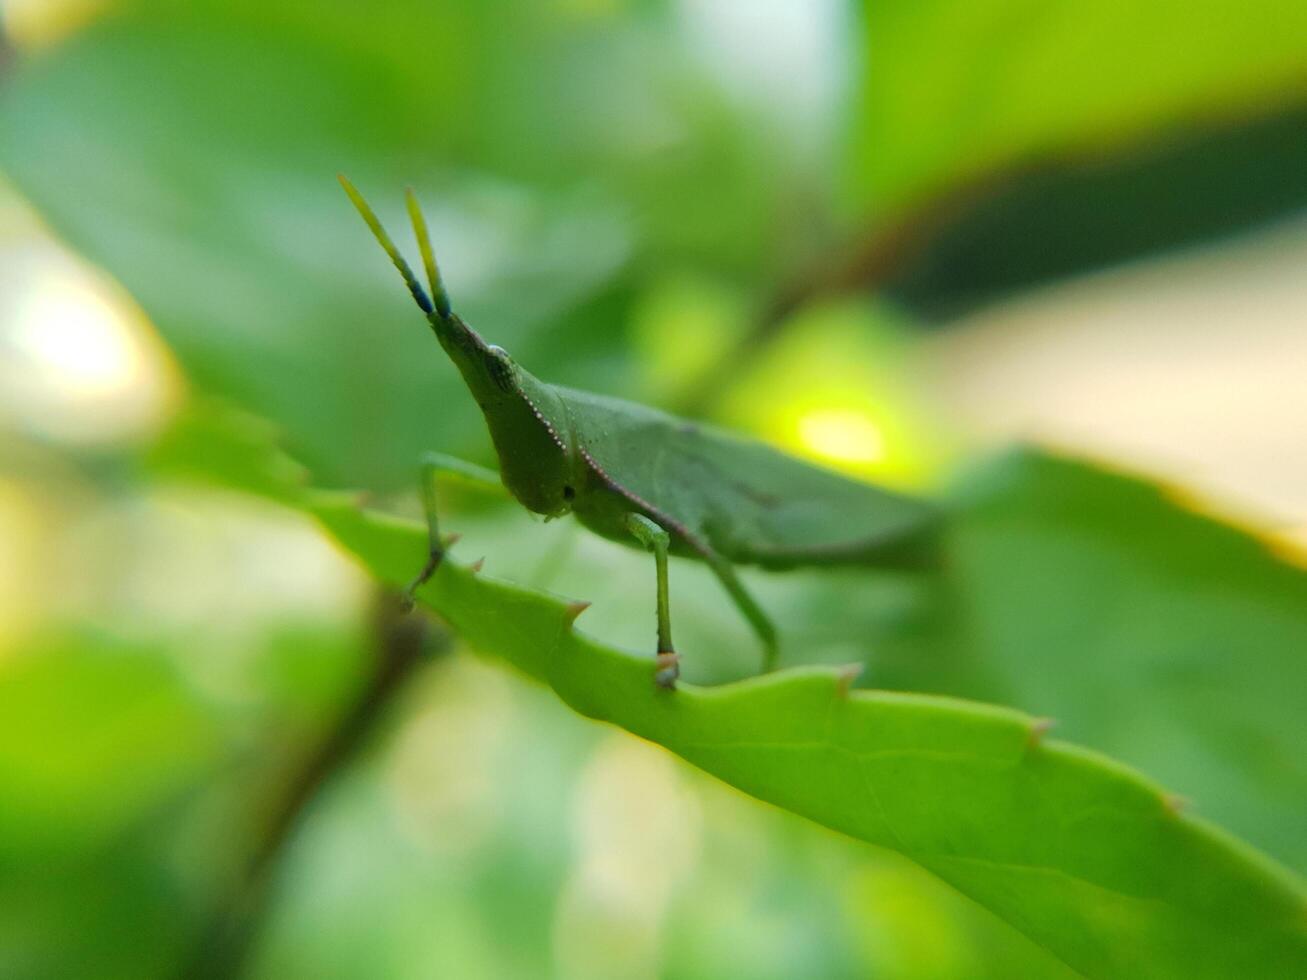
<box><xmin>625</xmin><ymin>513</ymin><xmax>679</xmax><ymax>689</ymax></box>
<box><xmin>701</xmin><ymin>551</ymin><xmax>778</xmax><ymax>674</ymax></box>
<box><xmin>404</xmin><ymin>452</ymin><xmax>504</xmax><ymax>611</ymax></box>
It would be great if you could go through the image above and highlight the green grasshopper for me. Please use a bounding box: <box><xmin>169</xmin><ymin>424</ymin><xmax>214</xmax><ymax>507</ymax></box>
<box><xmin>340</xmin><ymin>176</ymin><xmax>940</xmax><ymax>687</ymax></box>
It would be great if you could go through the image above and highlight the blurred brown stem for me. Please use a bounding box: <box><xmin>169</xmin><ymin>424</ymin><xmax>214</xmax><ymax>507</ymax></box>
<box><xmin>182</xmin><ymin>590</ymin><xmax>447</xmax><ymax>980</ymax></box>
<box><xmin>673</xmin><ymin>174</ymin><xmax>1003</xmax><ymax>418</ymax></box>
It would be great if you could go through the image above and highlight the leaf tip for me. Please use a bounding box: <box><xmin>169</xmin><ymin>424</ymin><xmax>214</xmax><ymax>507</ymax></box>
<box><xmin>563</xmin><ymin>599</ymin><xmax>592</xmax><ymax>625</ymax></box>
<box><xmin>468</xmin><ymin>556</ymin><xmax>485</xmax><ymax>574</ymax></box>
<box><xmin>835</xmin><ymin>662</ymin><xmax>864</xmax><ymax>698</ymax></box>
<box><xmin>1162</xmin><ymin>792</ymin><xmax>1192</xmax><ymax>816</ymax></box>
<box><xmin>441</xmin><ymin>531</ymin><xmax>462</xmax><ymax>550</ymax></box>
<box><xmin>1026</xmin><ymin>716</ymin><xmax>1056</xmax><ymax>748</ymax></box>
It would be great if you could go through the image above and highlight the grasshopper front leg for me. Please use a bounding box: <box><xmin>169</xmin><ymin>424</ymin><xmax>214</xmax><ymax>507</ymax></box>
<box><xmin>624</xmin><ymin>513</ymin><xmax>679</xmax><ymax>689</ymax></box>
<box><xmin>404</xmin><ymin>451</ymin><xmax>504</xmax><ymax>610</ymax></box>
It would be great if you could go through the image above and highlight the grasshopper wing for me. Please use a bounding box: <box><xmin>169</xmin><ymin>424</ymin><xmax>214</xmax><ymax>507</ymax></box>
<box><xmin>557</xmin><ymin>386</ymin><xmax>940</xmax><ymax>570</ymax></box>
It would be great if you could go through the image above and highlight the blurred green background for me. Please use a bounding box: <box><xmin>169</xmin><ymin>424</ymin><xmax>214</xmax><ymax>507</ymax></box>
<box><xmin>2</xmin><ymin>1</ymin><xmax>1306</xmax><ymax>977</ymax></box>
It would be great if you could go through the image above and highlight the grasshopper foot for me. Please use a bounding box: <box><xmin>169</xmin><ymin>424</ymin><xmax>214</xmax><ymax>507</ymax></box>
<box><xmin>402</xmin><ymin>548</ymin><xmax>445</xmax><ymax>612</ymax></box>
<box><xmin>654</xmin><ymin>651</ymin><xmax>680</xmax><ymax>690</ymax></box>
<box><xmin>401</xmin><ymin>533</ymin><xmax>460</xmax><ymax>612</ymax></box>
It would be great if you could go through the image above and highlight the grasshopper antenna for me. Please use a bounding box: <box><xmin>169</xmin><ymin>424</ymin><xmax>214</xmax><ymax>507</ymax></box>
<box><xmin>405</xmin><ymin>187</ymin><xmax>453</xmax><ymax>319</ymax></box>
<box><xmin>337</xmin><ymin>173</ymin><xmax>435</xmax><ymax>316</ymax></box>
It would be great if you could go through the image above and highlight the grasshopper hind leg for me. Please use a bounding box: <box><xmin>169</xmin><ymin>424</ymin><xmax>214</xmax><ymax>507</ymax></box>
<box><xmin>701</xmin><ymin>551</ymin><xmax>778</xmax><ymax>674</ymax></box>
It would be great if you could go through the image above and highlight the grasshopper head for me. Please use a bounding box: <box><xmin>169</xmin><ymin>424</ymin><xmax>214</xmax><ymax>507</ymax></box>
<box><xmin>338</xmin><ymin>177</ymin><xmax>579</xmax><ymax>518</ymax></box>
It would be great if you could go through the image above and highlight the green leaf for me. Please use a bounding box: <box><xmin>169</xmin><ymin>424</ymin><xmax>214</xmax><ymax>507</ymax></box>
<box><xmin>0</xmin><ymin>633</ymin><xmax>219</xmax><ymax>860</ymax></box>
<box><xmin>146</xmin><ymin>398</ymin><xmax>310</xmax><ymax>505</ymax></box>
<box><xmin>943</xmin><ymin>451</ymin><xmax>1307</xmax><ymax>873</ymax></box>
<box><xmin>0</xmin><ymin>635</ymin><xmax>222</xmax><ymax>979</ymax></box>
<box><xmin>306</xmin><ymin>490</ymin><xmax>1307</xmax><ymax>980</ymax></box>
<box><xmin>882</xmin><ymin>103</ymin><xmax>1307</xmax><ymax>318</ymax></box>
<box><xmin>0</xmin><ymin>5</ymin><xmax>626</xmax><ymax>488</ymax></box>
<box><xmin>844</xmin><ymin>2</ymin><xmax>1307</xmax><ymax>316</ymax></box>
<box><xmin>849</xmin><ymin>0</ymin><xmax>1307</xmax><ymax>210</ymax></box>
<box><xmin>0</xmin><ymin>2</ymin><xmax>800</xmax><ymax>488</ymax></box>
<box><xmin>748</xmin><ymin>448</ymin><xmax>1307</xmax><ymax>879</ymax></box>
